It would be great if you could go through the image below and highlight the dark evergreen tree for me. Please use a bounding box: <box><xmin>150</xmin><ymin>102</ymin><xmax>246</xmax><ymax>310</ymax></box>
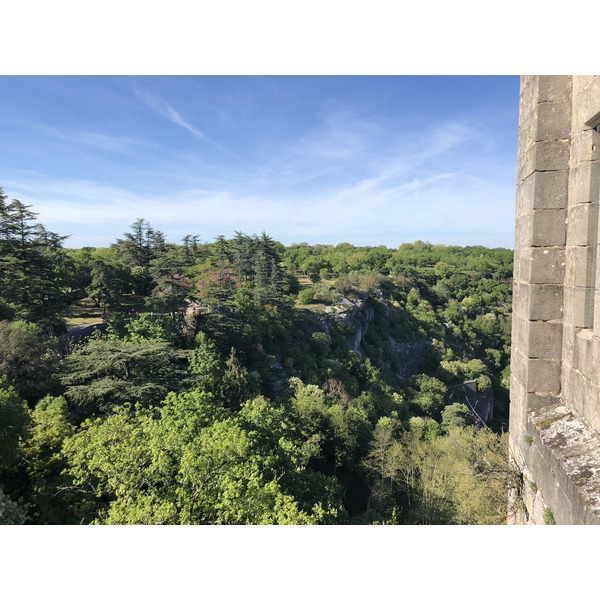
<box><xmin>87</xmin><ymin>260</ymin><xmax>121</xmax><ymax>314</ymax></box>
<box><xmin>253</xmin><ymin>232</ymin><xmax>284</xmax><ymax>304</ymax></box>
<box><xmin>0</xmin><ymin>190</ymin><xmax>71</xmax><ymax>331</ymax></box>
<box><xmin>232</xmin><ymin>231</ymin><xmax>257</xmax><ymax>284</ymax></box>
<box><xmin>114</xmin><ymin>218</ymin><xmax>167</xmax><ymax>270</ymax></box>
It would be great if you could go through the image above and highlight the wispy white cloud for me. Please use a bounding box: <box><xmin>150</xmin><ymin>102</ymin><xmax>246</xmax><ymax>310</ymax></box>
<box><xmin>57</xmin><ymin>130</ymin><xmax>151</xmax><ymax>154</ymax></box>
<box><xmin>134</xmin><ymin>89</ymin><xmax>229</xmax><ymax>153</ymax></box>
<box><xmin>0</xmin><ymin>115</ymin><xmax>151</xmax><ymax>156</ymax></box>
<box><xmin>252</xmin><ymin>108</ymin><xmax>385</xmax><ymax>189</ymax></box>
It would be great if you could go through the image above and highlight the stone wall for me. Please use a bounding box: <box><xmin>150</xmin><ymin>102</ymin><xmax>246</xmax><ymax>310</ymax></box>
<box><xmin>509</xmin><ymin>76</ymin><xmax>600</xmax><ymax>524</ymax></box>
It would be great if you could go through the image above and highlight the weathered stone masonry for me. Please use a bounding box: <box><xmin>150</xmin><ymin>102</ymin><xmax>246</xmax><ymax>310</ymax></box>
<box><xmin>510</xmin><ymin>75</ymin><xmax>600</xmax><ymax>524</ymax></box>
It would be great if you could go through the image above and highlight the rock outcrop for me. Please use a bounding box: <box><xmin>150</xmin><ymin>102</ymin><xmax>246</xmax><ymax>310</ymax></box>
<box><xmin>58</xmin><ymin>322</ymin><xmax>107</xmax><ymax>353</ymax></box>
<box><xmin>449</xmin><ymin>380</ymin><xmax>495</xmax><ymax>424</ymax></box>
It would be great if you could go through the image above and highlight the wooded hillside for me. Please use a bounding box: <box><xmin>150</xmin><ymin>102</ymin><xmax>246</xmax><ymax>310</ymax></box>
<box><xmin>0</xmin><ymin>189</ymin><xmax>518</xmax><ymax>524</ymax></box>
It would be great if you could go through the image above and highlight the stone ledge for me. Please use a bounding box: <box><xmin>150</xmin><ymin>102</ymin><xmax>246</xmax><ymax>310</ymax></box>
<box><xmin>527</xmin><ymin>403</ymin><xmax>600</xmax><ymax>524</ymax></box>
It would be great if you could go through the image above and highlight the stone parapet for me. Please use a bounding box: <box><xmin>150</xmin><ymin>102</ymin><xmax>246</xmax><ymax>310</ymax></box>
<box><xmin>524</xmin><ymin>403</ymin><xmax>600</xmax><ymax>524</ymax></box>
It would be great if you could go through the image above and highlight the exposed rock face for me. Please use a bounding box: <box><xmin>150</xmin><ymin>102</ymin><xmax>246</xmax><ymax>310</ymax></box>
<box><xmin>389</xmin><ymin>338</ymin><xmax>432</xmax><ymax>378</ymax></box>
<box><xmin>449</xmin><ymin>380</ymin><xmax>494</xmax><ymax>424</ymax></box>
<box><xmin>266</xmin><ymin>292</ymin><xmax>432</xmax><ymax>398</ymax></box>
<box><xmin>327</xmin><ymin>294</ymin><xmax>431</xmax><ymax>377</ymax></box>
<box><xmin>335</xmin><ymin>296</ymin><xmax>375</xmax><ymax>357</ymax></box>
<box><xmin>58</xmin><ymin>322</ymin><xmax>107</xmax><ymax>353</ymax></box>
<box><xmin>263</xmin><ymin>360</ymin><xmax>291</xmax><ymax>398</ymax></box>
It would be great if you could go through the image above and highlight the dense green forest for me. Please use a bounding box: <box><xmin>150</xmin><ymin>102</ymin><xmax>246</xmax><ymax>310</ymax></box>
<box><xmin>0</xmin><ymin>188</ymin><xmax>519</xmax><ymax>524</ymax></box>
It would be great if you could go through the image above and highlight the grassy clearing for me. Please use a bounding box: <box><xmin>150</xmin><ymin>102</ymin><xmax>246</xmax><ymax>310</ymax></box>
<box><xmin>296</xmin><ymin>274</ymin><xmax>313</xmax><ymax>290</ymax></box>
<box><xmin>65</xmin><ymin>297</ymin><xmax>104</xmax><ymax>326</ymax></box>
<box><xmin>65</xmin><ymin>295</ymin><xmax>175</xmax><ymax>326</ymax></box>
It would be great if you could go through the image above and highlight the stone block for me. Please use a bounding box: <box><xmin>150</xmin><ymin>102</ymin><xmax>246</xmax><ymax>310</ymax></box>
<box><xmin>535</xmin><ymin>100</ymin><xmax>572</xmax><ymax>142</ymax></box>
<box><xmin>527</xmin><ymin>358</ymin><xmax>562</xmax><ymax>393</ymax></box>
<box><xmin>527</xmin><ymin>391</ymin><xmax>561</xmax><ymax>412</ymax></box>
<box><xmin>527</xmin><ymin>402</ymin><xmax>600</xmax><ymax>524</ymax></box>
<box><xmin>517</xmin><ymin>105</ymin><xmax>536</xmax><ymax>163</ymax></box>
<box><xmin>585</xmin><ymin>345</ymin><xmax>600</xmax><ymax>385</ymax></box>
<box><xmin>574</xmin><ymin>76</ymin><xmax>600</xmax><ymax>127</ymax></box>
<box><xmin>528</xmin><ymin>320</ymin><xmax>563</xmax><ymax>358</ymax></box>
<box><xmin>594</xmin><ymin>289</ymin><xmax>600</xmax><ymax>336</ymax></box>
<box><xmin>511</xmin><ymin>345</ymin><xmax>527</xmax><ymax>383</ymax></box>
<box><xmin>563</xmin><ymin>285</ymin><xmax>594</xmax><ymax>328</ymax></box>
<box><xmin>516</xmin><ymin>174</ymin><xmax>534</xmax><ymax>215</ymax></box>
<box><xmin>517</xmin><ymin>140</ymin><xmax>536</xmax><ymax>182</ymax></box>
<box><xmin>532</xmin><ymin>170</ymin><xmax>569</xmax><ymax>210</ymax></box>
<box><xmin>578</xmin><ymin>330</ymin><xmax>600</xmax><ymax>382</ymax></box>
<box><xmin>574</xmin><ymin>328</ymin><xmax>592</xmax><ymax>372</ymax></box>
<box><xmin>569</xmin><ymin>128</ymin><xmax>600</xmax><ymax>164</ymax></box>
<box><xmin>537</xmin><ymin>75</ymin><xmax>572</xmax><ymax>103</ymax></box>
<box><xmin>513</xmin><ymin>250</ymin><xmax>524</xmax><ymax>284</ymax></box>
<box><xmin>530</xmin><ymin>139</ymin><xmax>571</xmax><ymax>172</ymax></box>
<box><xmin>520</xmin><ymin>75</ymin><xmax>533</xmax><ymax>96</ymax></box>
<box><xmin>564</xmin><ymin>245</ymin><xmax>595</xmax><ymax>288</ymax></box>
<box><xmin>562</xmin><ymin>364</ymin><xmax>584</xmax><ymax>415</ymax></box>
<box><xmin>520</xmin><ymin>247</ymin><xmax>565</xmax><ymax>285</ymax></box>
<box><xmin>528</xmin><ymin>284</ymin><xmax>564</xmax><ymax>320</ymax></box>
<box><xmin>582</xmin><ymin>379</ymin><xmax>600</xmax><ymax>433</ymax></box>
<box><xmin>566</xmin><ymin>202</ymin><xmax>599</xmax><ymax>246</ymax></box>
<box><xmin>514</xmin><ymin>210</ymin><xmax>531</xmax><ymax>249</ymax></box>
<box><xmin>531</xmin><ymin>209</ymin><xmax>567</xmax><ymax>246</ymax></box>
<box><xmin>508</xmin><ymin>377</ymin><xmax>529</xmax><ymax>433</ymax></box>
<box><xmin>512</xmin><ymin>281</ymin><xmax>526</xmax><ymax>316</ymax></box>
<box><xmin>511</xmin><ymin>312</ymin><xmax>526</xmax><ymax>350</ymax></box>
<box><xmin>575</xmin><ymin>75</ymin><xmax>596</xmax><ymax>94</ymax></box>
<box><xmin>568</xmin><ymin>160</ymin><xmax>600</xmax><ymax>206</ymax></box>
<box><xmin>561</xmin><ymin>323</ymin><xmax>576</xmax><ymax>365</ymax></box>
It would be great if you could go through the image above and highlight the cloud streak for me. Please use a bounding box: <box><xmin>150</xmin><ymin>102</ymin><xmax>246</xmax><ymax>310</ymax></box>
<box><xmin>134</xmin><ymin>89</ymin><xmax>229</xmax><ymax>153</ymax></box>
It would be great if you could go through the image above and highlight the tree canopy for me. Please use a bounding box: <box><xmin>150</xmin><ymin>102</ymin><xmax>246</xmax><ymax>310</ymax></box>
<box><xmin>0</xmin><ymin>190</ymin><xmax>517</xmax><ymax>525</ymax></box>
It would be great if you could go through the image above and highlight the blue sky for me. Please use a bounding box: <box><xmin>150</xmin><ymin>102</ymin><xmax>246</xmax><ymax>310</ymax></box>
<box><xmin>1</xmin><ymin>75</ymin><xmax>520</xmax><ymax>249</ymax></box>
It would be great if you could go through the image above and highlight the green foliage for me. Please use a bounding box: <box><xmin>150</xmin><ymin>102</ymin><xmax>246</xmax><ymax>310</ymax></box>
<box><xmin>20</xmin><ymin>395</ymin><xmax>79</xmax><ymax>523</ymax></box>
<box><xmin>86</xmin><ymin>259</ymin><xmax>121</xmax><ymax>314</ymax></box>
<box><xmin>0</xmin><ymin>375</ymin><xmax>30</xmax><ymax>475</ymax></box>
<box><xmin>130</xmin><ymin>265</ymin><xmax>153</xmax><ymax>296</ymax></box>
<box><xmin>0</xmin><ymin>194</ymin><xmax>516</xmax><ymax>524</ymax></box>
<box><xmin>298</xmin><ymin>287</ymin><xmax>317</xmax><ymax>304</ymax></box>
<box><xmin>0</xmin><ymin>487</ymin><xmax>30</xmax><ymax>524</ymax></box>
<box><xmin>287</xmin><ymin>377</ymin><xmax>372</xmax><ymax>494</ymax></box>
<box><xmin>189</xmin><ymin>332</ymin><xmax>225</xmax><ymax>394</ymax></box>
<box><xmin>301</xmin><ymin>255</ymin><xmax>331</xmax><ymax>283</ymax></box>
<box><xmin>411</xmin><ymin>374</ymin><xmax>447</xmax><ymax>418</ymax></box>
<box><xmin>222</xmin><ymin>347</ymin><xmax>260</xmax><ymax>410</ymax></box>
<box><xmin>0</xmin><ymin>320</ymin><xmax>61</xmax><ymax>405</ymax></box>
<box><xmin>61</xmin><ymin>392</ymin><xmax>342</xmax><ymax>524</ymax></box>
<box><xmin>363</xmin><ymin>423</ymin><xmax>513</xmax><ymax>524</ymax></box>
<box><xmin>0</xmin><ymin>191</ymin><xmax>72</xmax><ymax>331</ymax></box>
<box><xmin>543</xmin><ymin>508</ymin><xmax>556</xmax><ymax>525</ymax></box>
<box><xmin>441</xmin><ymin>402</ymin><xmax>476</xmax><ymax>430</ymax></box>
<box><xmin>59</xmin><ymin>336</ymin><xmax>192</xmax><ymax>415</ymax></box>
<box><xmin>124</xmin><ymin>313</ymin><xmax>179</xmax><ymax>345</ymax></box>
<box><xmin>113</xmin><ymin>218</ymin><xmax>158</xmax><ymax>269</ymax></box>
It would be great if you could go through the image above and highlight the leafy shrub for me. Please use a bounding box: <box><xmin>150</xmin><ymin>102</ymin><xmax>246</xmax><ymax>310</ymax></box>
<box><xmin>543</xmin><ymin>508</ymin><xmax>556</xmax><ymax>525</ymax></box>
<box><xmin>298</xmin><ymin>288</ymin><xmax>316</xmax><ymax>304</ymax></box>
